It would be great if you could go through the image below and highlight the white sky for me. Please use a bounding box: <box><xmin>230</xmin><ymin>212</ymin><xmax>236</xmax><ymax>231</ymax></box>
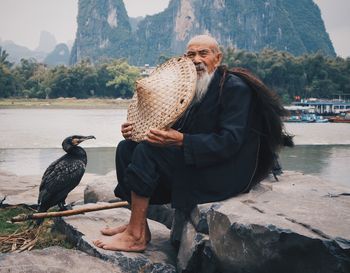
<box><xmin>0</xmin><ymin>0</ymin><xmax>349</xmax><ymax>57</ymax></box>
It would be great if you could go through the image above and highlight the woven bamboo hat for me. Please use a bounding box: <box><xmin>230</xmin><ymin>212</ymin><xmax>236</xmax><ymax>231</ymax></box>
<box><xmin>127</xmin><ymin>57</ymin><xmax>197</xmax><ymax>142</ymax></box>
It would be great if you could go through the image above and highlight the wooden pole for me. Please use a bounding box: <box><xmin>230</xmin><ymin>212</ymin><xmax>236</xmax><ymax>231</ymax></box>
<box><xmin>11</xmin><ymin>201</ymin><xmax>129</xmax><ymax>223</ymax></box>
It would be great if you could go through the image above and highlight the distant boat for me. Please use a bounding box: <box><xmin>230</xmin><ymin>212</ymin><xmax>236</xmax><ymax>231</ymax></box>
<box><xmin>329</xmin><ymin>112</ymin><xmax>350</xmax><ymax>123</ymax></box>
<box><xmin>301</xmin><ymin>113</ymin><xmax>316</xmax><ymax>123</ymax></box>
<box><xmin>284</xmin><ymin>115</ymin><xmax>303</xmax><ymax>122</ymax></box>
<box><xmin>284</xmin><ymin>105</ymin><xmax>314</xmax><ymax>123</ymax></box>
<box><xmin>284</xmin><ymin>105</ymin><xmax>330</xmax><ymax>123</ymax></box>
<box><xmin>315</xmin><ymin>116</ymin><xmax>329</xmax><ymax>123</ymax></box>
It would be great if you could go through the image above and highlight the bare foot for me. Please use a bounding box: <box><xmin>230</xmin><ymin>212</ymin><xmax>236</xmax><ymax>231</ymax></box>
<box><xmin>100</xmin><ymin>224</ymin><xmax>127</xmax><ymax>236</ymax></box>
<box><xmin>93</xmin><ymin>229</ymin><xmax>147</xmax><ymax>252</ymax></box>
<box><xmin>100</xmin><ymin>223</ymin><xmax>152</xmax><ymax>242</ymax></box>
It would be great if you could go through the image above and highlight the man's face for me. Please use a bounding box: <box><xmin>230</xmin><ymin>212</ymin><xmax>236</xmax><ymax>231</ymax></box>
<box><xmin>186</xmin><ymin>43</ymin><xmax>222</xmax><ymax>77</ymax></box>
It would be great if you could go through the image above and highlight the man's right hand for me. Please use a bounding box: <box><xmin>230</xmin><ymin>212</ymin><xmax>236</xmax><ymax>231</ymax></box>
<box><xmin>121</xmin><ymin>122</ymin><xmax>134</xmax><ymax>139</ymax></box>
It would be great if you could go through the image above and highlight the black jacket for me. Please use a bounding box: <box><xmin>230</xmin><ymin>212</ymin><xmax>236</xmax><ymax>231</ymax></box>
<box><xmin>170</xmin><ymin>68</ymin><xmax>261</xmax><ymax>208</ymax></box>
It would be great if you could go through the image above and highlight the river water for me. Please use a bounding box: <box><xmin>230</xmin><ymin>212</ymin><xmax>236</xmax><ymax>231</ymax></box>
<box><xmin>0</xmin><ymin>109</ymin><xmax>349</xmax><ymax>187</ymax></box>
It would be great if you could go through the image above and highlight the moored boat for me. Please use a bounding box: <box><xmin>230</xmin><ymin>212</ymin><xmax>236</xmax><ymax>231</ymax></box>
<box><xmin>315</xmin><ymin>116</ymin><xmax>329</xmax><ymax>123</ymax></box>
<box><xmin>328</xmin><ymin>111</ymin><xmax>350</xmax><ymax>123</ymax></box>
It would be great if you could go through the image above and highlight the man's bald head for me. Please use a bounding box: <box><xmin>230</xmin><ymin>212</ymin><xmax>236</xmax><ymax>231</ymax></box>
<box><xmin>185</xmin><ymin>34</ymin><xmax>223</xmax><ymax>76</ymax></box>
<box><xmin>187</xmin><ymin>35</ymin><xmax>221</xmax><ymax>53</ymax></box>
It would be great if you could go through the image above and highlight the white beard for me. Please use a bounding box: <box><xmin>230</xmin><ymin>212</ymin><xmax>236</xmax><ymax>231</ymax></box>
<box><xmin>193</xmin><ymin>70</ymin><xmax>214</xmax><ymax>103</ymax></box>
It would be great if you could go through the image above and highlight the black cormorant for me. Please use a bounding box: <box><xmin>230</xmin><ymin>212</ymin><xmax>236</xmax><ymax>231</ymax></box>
<box><xmin>37</xmin><ymin>135</ymin><xmax>95</xmax><ymax>223</ymax></box>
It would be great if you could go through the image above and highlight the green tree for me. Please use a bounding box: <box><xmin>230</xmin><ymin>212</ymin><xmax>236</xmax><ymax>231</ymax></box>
<box><xmin>95</xmin><ymin>63</ymin><xmax>116</xmax><ymax>97</ymax></box>
<box><xmin>0</xmin><ymin>48</ymin><xmax>16</xmax><ymax>97</ymax></box>
<box><xmin>106</xmin><ymin>59</ymin><xmax>140</xmax><ymax>98</ymax></box>
<box><xmin>0</xmin><ymin>47</ymin><xmax>12</xmax><ymax>68</ymax></box>
<box><xmin>0</xmin><ymin>64</ymin><xmax>15</xmax><ymax>97</ymax></box>
<box><xmin>29</xmin><ymin>64</ymin><xmax>52</xmax><ymax>98</ymax></box>
<box><xmin>12</xmin><ymin>58</ymin><xmax>40</xmax><ymax>97</ymax></box>
<box><xmin>67</xmin><ymin>60</ymin><xmax>98</xmax><ymax>98</ymax></box>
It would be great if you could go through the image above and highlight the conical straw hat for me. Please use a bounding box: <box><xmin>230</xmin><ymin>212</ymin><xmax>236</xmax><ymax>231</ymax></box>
<box><xmin>127</xmin><ymin>57</ymin><xmax>197</xmax><ymax>142</ymax></box>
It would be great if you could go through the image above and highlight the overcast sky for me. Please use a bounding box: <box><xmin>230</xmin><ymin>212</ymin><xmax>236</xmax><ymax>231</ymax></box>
<box><xmin>0</xmin><ymin>0</ymin><xmax>349</xmax><ymax>57</ymax></box>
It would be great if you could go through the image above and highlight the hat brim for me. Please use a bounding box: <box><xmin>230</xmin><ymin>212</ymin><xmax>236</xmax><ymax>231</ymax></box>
<box><xmin>127</xmin><ymin>57</ymin><xmax>197</xmax><ymax>142</ymax></box>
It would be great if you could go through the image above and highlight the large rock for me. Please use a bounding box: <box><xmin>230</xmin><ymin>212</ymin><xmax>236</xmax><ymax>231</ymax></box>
<box><xmin>177</xmin><ymin>221</ymin><xmax>216</xmax><ymax>273</ymax></box>
<box><xmin>147</xmin><ymin>204</ymin><xmax>174</xmax><ymax>230</ymax></box>
<box><xmin>84</xmin><ymin>171</ymin><xmax>118</xmax><ymax>203</ymax></box>
<box><xmin>189</xmin><ymin>182</ymin><xmax>272</xmax><ymax>235</ymax></box>
<box><xmin>54</xmin><ymin>203</ymin><xmax>176</xmax><ymax>273</ymax></box>
<box><xmin>0</xmin><ymin>246</ymin><xmax>122</xmax><ymax>273</ymax></box>
<box><xmin>171</xmin><ymin>172</ymin><xmax>350</xmax><ymax>272</ymax></box>
<box><xmin>206</xmin><ymin>172</ymin><xmax>350</xmax><ymax>273</ymax></box>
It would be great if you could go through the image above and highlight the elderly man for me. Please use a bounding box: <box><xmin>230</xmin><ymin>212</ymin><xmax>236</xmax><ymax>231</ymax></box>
<box><xmin>93</xmin><ymin>35</ymin><xmax>285</xmax><ymax>252</ymax></box>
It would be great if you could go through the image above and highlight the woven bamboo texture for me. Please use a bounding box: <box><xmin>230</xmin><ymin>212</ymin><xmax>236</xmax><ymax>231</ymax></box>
<box><xmin>127</xmin><ymin>57</ymin><xmax>197</xmax><ymax>142</ymax></box>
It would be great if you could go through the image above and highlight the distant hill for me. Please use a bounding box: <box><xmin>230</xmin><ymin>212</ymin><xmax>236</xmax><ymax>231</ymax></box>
<box><xmin>70</xmin><ymin>0</ymin><xmax>336</xmax><ymax>65</ymax></box>
<box><xmin>0</xmin><ymin>40</ymin><xmax>47</xmax><ymax>63</ymax></box>
<box><xmin>35</xmin><ymin>31</ymin><xmax>57</xmax><ymax>53</ymax></box>
<box><xmin>44</xmin><ymin>43</ymin><xmax>70</xmax><ymax>66</ymax></box>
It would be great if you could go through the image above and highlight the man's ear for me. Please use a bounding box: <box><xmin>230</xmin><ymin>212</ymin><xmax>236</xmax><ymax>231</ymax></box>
<box><xmin>215</xmin><ymin>52</ymin><xmax>223</xmax><ymax>67</ymax></box>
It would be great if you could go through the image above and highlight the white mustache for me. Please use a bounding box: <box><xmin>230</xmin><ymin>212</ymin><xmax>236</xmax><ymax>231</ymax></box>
<box><xmin>194</xmin><ymin>71</ymin><xmax>214</xmax><ymax>103</ymax></box>
<box><xmin>195</xmin><ymin>63</ymin><xmax>207</xmax><ymax>71</ymax></box>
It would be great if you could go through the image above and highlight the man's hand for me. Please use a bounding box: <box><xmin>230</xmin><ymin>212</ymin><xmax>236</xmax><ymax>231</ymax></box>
<box><xmin>146</xmin><ymin>128</ymin><xmax>184</xmax><ymax>146</ymax></box>
<box><xmin>121</xmin><ymin>122</ymin><xmax>134</xmax><ymax>139</ymax></box>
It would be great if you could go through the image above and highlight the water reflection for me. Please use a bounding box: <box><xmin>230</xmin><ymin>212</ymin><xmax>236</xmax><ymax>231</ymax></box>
<box><xmin>1</xmin><ymin>145</ymin><xmax>349</xmax><ymax>187</ymax></box>
<box><xmin>279</xmin><ymin>145</ymin><xmax>350</xmax><ymax>187</ymax></box>
<box><xmin>0</xmin><ymin>147</ymin><xmax>116</xmax><ymax>176</ymax></box>
<box><xmin>85</xmin><ymin>147</ymin><xmax>116</xmax><ymax>175</ymax></box>
<box><xmin>280</xmin><ymin>145</ymin><xmax>330</xmax><ymax>174</ymax></box>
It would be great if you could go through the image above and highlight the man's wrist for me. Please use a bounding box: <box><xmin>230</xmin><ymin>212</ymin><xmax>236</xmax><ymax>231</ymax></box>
<box><xmin>177</xmin><ymin>132</ymin><xmax>184</xmax><ymax>146</ymax></box>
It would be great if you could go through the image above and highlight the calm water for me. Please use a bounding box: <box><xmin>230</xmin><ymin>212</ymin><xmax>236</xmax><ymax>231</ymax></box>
<box><xmin>0</xmin><ymin>109</ymin><xmax>349</xmax><ymax>188</ymax></box>
<box><xmin>0</xmin><ymin>146</ymin><xmax>350</xmax><ymax>188</ymax></box>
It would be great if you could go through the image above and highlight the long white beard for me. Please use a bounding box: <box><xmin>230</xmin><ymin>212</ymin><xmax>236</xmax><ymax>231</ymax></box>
<box><xmin>193</xmin><ymin>70</ymin><xmax>214</xmax><ymax>103</ymax></box>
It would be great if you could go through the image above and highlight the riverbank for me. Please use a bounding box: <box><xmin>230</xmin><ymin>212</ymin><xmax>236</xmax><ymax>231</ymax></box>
<box><xmin>0</xmin><ymin>98</ymin><xmax>131</xmax><ymax>109</ymax></box>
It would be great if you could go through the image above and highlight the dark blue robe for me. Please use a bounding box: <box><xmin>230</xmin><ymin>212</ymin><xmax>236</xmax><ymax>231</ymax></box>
<box><xmin>114</xmin><ymin>68</ymin><xmax>261</xmax><ymax>210</ymax></box>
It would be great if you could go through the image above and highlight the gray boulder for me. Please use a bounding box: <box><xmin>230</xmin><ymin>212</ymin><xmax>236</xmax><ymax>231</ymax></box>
<box><xmin>189</xmin><ymin>183</ymin><xmax>271</xmax><ymax>235</ymax></box>
<box><xmin>54</xmin><ymin>203</ymin><xmax>177</xmax><ymax>273</ymax></box>
<box><xmin>84</xmin><ymin>171</ymin><xmax>119</xmax><ymax>203</ymax></box>
<box><xmin>171</xmin><ymin>171</ymin><xmax>350</xmax><ymax>273</ymax></box>
<box><xmin>147</xmin><ymin>204</ymin><xmax>174</xmax><ymax>229</ymax></box>
<box><xmin>0</xmin><ymin>246</ymin><xmax>122</xmax><ymax>273</ymax></box>
<box><xmin>208</xmin><ymin>172</ymin><xmax>350</xmax><ymax>273</ymax></box>
<box><xmin>177</xmin><ymin>221</ymin><xmax>217</xmax><ymax>273</ymax></box>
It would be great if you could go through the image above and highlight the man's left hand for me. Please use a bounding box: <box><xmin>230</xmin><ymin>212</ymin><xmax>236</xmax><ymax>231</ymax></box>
<box><xmin>146</xmin><ymin>128</ymin><xmax>184</xmax><ymax>146</ymax></box>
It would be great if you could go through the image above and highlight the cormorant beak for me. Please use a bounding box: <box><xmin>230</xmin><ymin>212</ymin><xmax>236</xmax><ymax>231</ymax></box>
<box><xmin>77</xmin><ymin>135</ymin><xmax>96</xmax><ymax>144</ymax></box>
<box><xmin>84</xmin><ymin>135</ymin><xmax>96</xmax><ymax>140</ymax></box>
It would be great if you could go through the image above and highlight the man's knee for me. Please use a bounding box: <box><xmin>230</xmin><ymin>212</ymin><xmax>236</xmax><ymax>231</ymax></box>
<box><xmin>117</xmin><ymin>139</ymin><xmax>136</xmax><ymax>153</ymax></box>
<box><xmin>133</xmin><ymin>141</ymin><xmax>150</xmax><ymax>153</ymax></box>
<box><xmin>116</xmin><ymin>140</ymin><xmax>137</xmax><ymax>161</ymax></box>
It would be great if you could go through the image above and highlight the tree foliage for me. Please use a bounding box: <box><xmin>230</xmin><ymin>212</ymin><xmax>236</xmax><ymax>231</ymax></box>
<box><xmin>1</xmin><ymin>48</ymin><xmax>349</xmax><ymax>103</ymax></box>
<box><xmin>106</xmin><ymin>59</ymin><xmax>140</xmax><ymax>98</ymax></box>
<box><xmin>0</xmin><ymin>55</ymin><xmax>140</xmax><ymax>99</ymax></box>
<box><xmin>223</xmin><ymin>48</ymin><xmax>350</xmax><ymax>103</ymax></box>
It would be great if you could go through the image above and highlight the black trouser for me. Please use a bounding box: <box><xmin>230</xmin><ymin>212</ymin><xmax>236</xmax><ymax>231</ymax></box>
<box><xmin>114</xmin><ymin>140</ymin><xmax>180</xmax><ymax>205</ymax></box>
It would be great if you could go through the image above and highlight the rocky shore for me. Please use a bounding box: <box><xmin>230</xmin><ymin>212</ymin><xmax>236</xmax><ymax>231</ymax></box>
<box><xmin>1</xmin><ymin>171</ymin><xmax>350</xmax><ymax>273</ymax></box>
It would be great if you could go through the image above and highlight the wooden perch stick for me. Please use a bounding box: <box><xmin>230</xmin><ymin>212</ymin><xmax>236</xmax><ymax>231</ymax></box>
<box><xmin>11</xmin><ymin>201</ymin><xmax>129</xmax><ymax>223</ymax></box>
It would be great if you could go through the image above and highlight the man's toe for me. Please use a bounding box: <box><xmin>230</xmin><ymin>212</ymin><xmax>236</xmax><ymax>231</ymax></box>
<box><xmin>93</xmin><ymin>240</ymin><xmax>103</xmax><ymax>247</ymax></box>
